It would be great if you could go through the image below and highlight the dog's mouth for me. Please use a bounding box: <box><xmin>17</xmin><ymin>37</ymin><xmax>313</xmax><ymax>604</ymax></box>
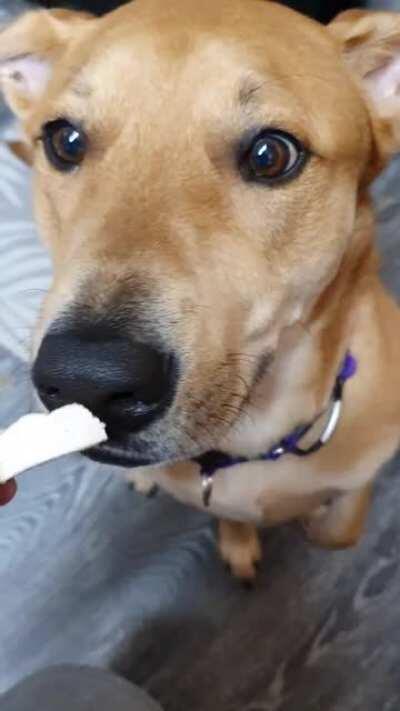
<box><xmin>83</xmin><ymin>439</ymin><xmax>155</xmax><ymax>467</ymax></box>
<box><xmin>82</xmin><ymin>424</ymin><xmax>170</xmax><ymax>468</ymax></box>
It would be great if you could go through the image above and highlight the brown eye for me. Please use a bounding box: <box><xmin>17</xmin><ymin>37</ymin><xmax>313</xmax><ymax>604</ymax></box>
<box><xmin>242</xmin><ymin>130</ymin><xmax>306</xmax><ymax>184</ymax></box>
<box><xmin>42</xmin><ymin>119</ymin><xmax>87</xmax><ymax>172</ymax></box>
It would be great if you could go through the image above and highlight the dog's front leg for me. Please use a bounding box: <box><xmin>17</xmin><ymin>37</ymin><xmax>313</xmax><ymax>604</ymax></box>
<box><xmin>218</xmin><ymin>519</ymin><xmax>262</xmax><ymax>582</ymax></box>
<box><xmin>303</xmin><ymin>483</ymin><xmax>373</xmax><ymax>549</ymax></box>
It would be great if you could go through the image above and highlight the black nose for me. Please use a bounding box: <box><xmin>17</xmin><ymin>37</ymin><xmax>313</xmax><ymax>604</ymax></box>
<box><xmin>32</xmin><ymin>329</ymin><xmax>175</xmax><ymax>431</ymax></box>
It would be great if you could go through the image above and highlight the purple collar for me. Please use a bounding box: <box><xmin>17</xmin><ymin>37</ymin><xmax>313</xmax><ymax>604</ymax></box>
<box><xmin>194</xmin><ymin>351</ymin><xmax>357</xmax><ymax>507</ymax></box>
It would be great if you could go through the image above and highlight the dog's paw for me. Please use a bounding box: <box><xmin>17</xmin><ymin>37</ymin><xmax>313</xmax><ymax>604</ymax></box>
<box><xmin>301</xmin><ymin>487</ymin><xmax>371</xmax><ymax>550</ymax></box>
<box><xmin>218</xmin><ymin>521</ymin><xmax>262</xmax><ymax>582</ymax></box>
<box><xmin>125</xmin><ymin>470</ymin><xmax>159</xmax><ymax>497</ymax></box>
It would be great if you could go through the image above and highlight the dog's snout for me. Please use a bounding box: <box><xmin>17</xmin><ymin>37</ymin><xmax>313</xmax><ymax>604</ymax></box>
<box><xmin>32</xmin><ymin>330</ymin><xmax>174</xmax><ymax>431</ymax></box>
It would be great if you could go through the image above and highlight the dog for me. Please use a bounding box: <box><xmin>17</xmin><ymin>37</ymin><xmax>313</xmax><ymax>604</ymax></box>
<box><xmin>1</xmin><ymin>0</ymin><xmax>400</xmax><ymax>580</ymax></box>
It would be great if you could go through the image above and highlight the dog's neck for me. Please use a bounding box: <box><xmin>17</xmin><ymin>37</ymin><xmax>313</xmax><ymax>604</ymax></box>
<box><xmin>221</xmin><ymin>197</ymin><xmax>377</xmax><ymax>458</ymax></box>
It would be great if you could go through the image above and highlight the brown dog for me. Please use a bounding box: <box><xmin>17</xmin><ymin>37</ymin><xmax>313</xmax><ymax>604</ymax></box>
<box><xmin>1</xmin><ymin>1</ymin><xmax>400</xmax><ymax>580</ymax></box>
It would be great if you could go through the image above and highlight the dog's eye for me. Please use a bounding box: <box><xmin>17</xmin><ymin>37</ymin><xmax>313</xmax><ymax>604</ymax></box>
<box><xmin>242</xmin><ymin>130</ymin><xmax>305</xmax><ymax>184</ymax></box>
<box><xmin>42</xmin><ymin>119</ymin><xmax>87</xmax><ymax>172</ymax></box>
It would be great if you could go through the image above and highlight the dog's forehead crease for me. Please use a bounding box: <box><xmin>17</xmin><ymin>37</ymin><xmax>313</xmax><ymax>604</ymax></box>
<box><xmin>70</xmin><ymin>78</ymin><xmax>92</xmax><ymax>99</ymax></box>
<box><xmin>237</xmin><ymin>77</ymin><xmax>267</xmax><ymax>109</ymax></box>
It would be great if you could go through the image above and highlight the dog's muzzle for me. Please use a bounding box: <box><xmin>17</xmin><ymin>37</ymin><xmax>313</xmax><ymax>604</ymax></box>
<box><xmin>32</xmin><ymin>324</ymin><xmax>178</xmax><ymax>464</ymax></box>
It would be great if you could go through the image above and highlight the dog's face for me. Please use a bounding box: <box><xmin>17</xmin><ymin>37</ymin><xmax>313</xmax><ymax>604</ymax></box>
<box><xmin>1</xmin><ymin>1</ymin><xmax>400</xmax><ymax>466</ymax></box>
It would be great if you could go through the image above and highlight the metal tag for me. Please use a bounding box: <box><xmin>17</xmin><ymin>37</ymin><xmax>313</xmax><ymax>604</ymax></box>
<box><xmin>201</xmin><ymin>474</ymin><xmax>214</xmax><ymax>507</ymax></box>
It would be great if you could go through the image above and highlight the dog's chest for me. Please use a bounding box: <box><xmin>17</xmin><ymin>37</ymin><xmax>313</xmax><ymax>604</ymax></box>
<box><xmin>146</xmin><ymin>457</ymin><xmax>329</xmax><ymax>524</ymax></box>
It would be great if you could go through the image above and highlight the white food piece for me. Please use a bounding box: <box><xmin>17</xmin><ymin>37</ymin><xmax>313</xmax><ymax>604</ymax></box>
<box><xmin>0</xmin><ymin>404</ymin><xmax>107</xmax><ymax>483</ymax></box>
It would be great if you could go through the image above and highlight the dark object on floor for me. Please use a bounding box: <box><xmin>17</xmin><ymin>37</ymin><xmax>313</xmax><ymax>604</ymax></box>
<box><xmin>35</xmin><ymin>0</ymin><xmax>124</xmax><ymax>12</ymax></box>
<box><xmin>284</xmin><ymin>0</ymin><xmax>362</xmax><ymax>22</ymax></box>
<box><xmin>33</xmin><ymin>0</ymin><xmax>364</xmax><ymax>23</ymax></box>
<box><xmin>1</xmin><ymin>666</ymin><xmax>163</xmax><ymax>711</ymax></box>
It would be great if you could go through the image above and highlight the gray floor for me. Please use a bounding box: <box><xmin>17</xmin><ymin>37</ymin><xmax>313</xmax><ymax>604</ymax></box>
<box><xmin>1</xmin><ymin>2</ymin><xmax>400</xmax><ymax>711</ymax></box>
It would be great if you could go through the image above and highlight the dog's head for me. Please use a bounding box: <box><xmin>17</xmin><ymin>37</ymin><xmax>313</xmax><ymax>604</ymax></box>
<box><xmin>1</xmin><ymin>1</ymin><xmax>399</xmax><ymax>466</ymax></box>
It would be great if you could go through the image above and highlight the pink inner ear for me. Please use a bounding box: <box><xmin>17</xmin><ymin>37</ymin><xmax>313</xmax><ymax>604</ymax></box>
<box><xmin>366</xmin><ymin>54</ymin><xmax>400</xmax><ymax>104</ymax></box>
<box><xmin>2</xmin><ymin>54</ymin><xmax>51</xmax><ymax>98</ymax></box>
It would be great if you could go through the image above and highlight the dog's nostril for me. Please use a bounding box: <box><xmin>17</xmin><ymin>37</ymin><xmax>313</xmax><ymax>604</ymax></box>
<box><xmin>109</xmin><ymin>391</ymin><xmax>136</xmax><ymax>403</ymax></box>
<box><xmin>39</xmin><ymin>385</ymin><xmax>60</xmax><ymax>398</ymax></box>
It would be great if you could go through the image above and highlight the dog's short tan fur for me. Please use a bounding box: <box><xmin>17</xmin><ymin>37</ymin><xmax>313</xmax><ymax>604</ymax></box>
<box><xmin>1</xmin><ymin>1</ymin><xmax>400</xmax><ymax>579</ymax></box>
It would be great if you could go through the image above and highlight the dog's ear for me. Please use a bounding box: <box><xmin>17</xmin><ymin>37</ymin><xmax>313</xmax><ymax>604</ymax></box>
<box><xmin>330</xmin><ymin>9</ymin><xmax>400</xmax><ymax>157</ymax></box>
<box><xmin>0</xmin><ymin>9</ymin><xmax>93</xmax><ymax>119</ymax></box>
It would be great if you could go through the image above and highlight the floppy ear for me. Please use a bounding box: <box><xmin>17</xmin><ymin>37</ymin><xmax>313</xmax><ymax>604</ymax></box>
<box><xmin>0</xmin><ymin>9</ymin><xmax>92</xmax><ymax>119</ymax></box>
<box><xmin>329</xmin><ymin>10</ymin><xmax>400</xmax><ymax>157</ymax></box>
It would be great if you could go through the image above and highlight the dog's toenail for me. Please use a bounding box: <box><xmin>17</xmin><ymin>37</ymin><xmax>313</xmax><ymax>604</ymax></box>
<box><xmin>242</xmin><ymin>579</ymin><xmax>256</xmax><ymax>591</ymax></box>
<box><xmin>146</xmin><ymin>484</ymin><xmax>159</xmax><ymax>498</ymax></box>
